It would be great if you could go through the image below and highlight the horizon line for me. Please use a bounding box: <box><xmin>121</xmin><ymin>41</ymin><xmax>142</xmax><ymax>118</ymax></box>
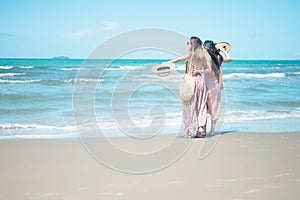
<box><xmin>0</xmin><ymin>57</ymin><xmax>299</xmax><ymax>61</ymax></box>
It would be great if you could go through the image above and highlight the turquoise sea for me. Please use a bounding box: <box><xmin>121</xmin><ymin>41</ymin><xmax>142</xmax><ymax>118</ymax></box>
<box><xmin>0</xmin><ymin>58</ymin><xmax>299</xmax><ymax>139</ymax></box>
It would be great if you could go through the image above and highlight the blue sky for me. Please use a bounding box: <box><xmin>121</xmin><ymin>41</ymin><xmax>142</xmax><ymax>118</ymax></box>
<box><xmin>0</xmin><ymin>0</ymin><xmax>299</xmax><ymax>59</ymax></box>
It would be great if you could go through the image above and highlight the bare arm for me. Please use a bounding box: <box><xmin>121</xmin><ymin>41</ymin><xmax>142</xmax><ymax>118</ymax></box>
<box><xmin>219</xmin><ymin>47</ymin><xmax>232</xmax><ymax>62</ymax></box>
<box><xmin>168</xmin><ymin>56</ymin><xmax>186</xmax><ymax>63</ymax></box>
<box><xmin>163</xmin><ymin>53</ymin><xmax>189</xmax><ymax>64</ymax></box>
<box><xmin>219</xmin><ymin>66</ymin><xmax>224</xmax><ymax>89</ymax></box>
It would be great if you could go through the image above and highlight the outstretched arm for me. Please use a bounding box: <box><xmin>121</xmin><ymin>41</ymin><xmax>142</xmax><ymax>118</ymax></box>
<box><xmin>163</xmin><ymin>53</ymin><xmax>189</xmax><ymax>64</ymax></box>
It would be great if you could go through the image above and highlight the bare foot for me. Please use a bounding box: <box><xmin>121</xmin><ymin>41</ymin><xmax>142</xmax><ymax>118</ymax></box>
<box><xmin>185</xmin><ymin>132</ymin><xmax>192</xmax><ymax>139</ymax></box>
<box><xmin>196</xmin><ymin>131</ymin><xmax>206</xmax><ymax>138</ymax></box>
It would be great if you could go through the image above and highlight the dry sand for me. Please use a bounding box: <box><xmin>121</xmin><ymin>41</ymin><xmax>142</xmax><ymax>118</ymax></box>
<box><xmin>0</xmin><ymin>132</ymin><xmax>300</xmax><ymax>200</ymax></box>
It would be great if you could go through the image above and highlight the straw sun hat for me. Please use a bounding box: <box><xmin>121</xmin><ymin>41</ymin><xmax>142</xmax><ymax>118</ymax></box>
<box><xmin>215</xmin><ymin>42</ymin><xmax>231</xmax><ymax>52</ymax></box>
<box><xmin>151</xmin><ymin>63</ymin><xmax>175</xmax><ymax>77</ymax></box>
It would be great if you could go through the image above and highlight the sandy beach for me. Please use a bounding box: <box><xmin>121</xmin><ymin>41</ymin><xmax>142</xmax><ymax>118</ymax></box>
<box><xmin>1</xmin><ymin>132</ymin><xmax>300</xmax><ymax>200</ymax></box>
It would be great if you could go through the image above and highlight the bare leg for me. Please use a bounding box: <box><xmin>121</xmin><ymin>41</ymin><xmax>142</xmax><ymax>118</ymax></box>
<box><xmin>196</xmin><ymin>123</ymin><xmax>207</xmax><ymax>138</ymax></box>
<box><xmin>210</xmin><ymin>120</ymin><xmax>217</xmax><ymax>137</ymax></box>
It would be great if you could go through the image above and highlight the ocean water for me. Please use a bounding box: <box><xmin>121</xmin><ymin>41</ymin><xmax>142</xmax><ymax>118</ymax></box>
<box><xmin>0</xmin><ymin>58</ymin><xmax>299</xmax><ymax>139</ymax></box>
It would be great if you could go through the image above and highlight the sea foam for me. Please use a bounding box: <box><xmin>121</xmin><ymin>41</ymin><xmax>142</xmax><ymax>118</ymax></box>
<box><xmin>223</xmin><ymin>73</ymin><xmax>285</xmax><ymax>79</ymax></box>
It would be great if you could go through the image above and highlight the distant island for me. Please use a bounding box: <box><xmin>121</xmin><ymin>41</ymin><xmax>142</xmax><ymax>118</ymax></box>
<box><xmin>52</xmin><ymin>56</ymin><xmax>69</xmax><ymax>59</ymax></box>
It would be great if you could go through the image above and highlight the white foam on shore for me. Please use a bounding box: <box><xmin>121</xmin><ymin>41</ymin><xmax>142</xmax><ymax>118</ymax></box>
<box><xmin>1</xmin><ymin>109</ymin><xmax>299</xmax><ymax>139</ymax></box>
<box><xmin>0</xmin><ymin>78</ymin><xmax>102</xmax><ymax>84</ymax></box>
<box><xmin>0</xmin><ymin>79</ymin><xmax>40</xmax><ymax>83</ymax></box>
<box><xmin>104</xmin><ymin>65</ymin><xmax>146</xmax><ymax>71</ymax></box>
<box><xmin>0</xmin><ymin>123</ymin><xmax>75</xmax><ymax>131</ymax></box>
<box><xmin>0</xmin><ymin>133</ymin><xmax>78</xmax><ymax>140</ymax></box>
<box><xmin>18</xmin><ymin>66</ymin><xmax>34</xmax><ymax>69</ymax></box>
<box><xmin>60</xmin><ymin>68</ymin><xmax>80</xmax><ymax>71</ymax></box>
<box><xmin>0</xmin><ymin>65</ymin><xmax>34</xmax><ymax>69</ymax></box>
<box><xmin>0</xmin><ymin>66</ymin><xmax>13</xmax><ymax>69</ymax></box>
<box><xmin>0</xmin><ymin>124</ymin><xmax>78</xmax><ymax>139</ymax></box>
<box><xmin>289</xmin><ymin>72</ymin><xmax>300</xmax><ymax>75</ymax></box>
<box><xmin>0</xmin><ymin>73</ymin><xmax>26</xmax><ymax>77</ymax></box>
<box><xmin>223</xmin><ymin>73</ymin><xmax>285</xmax><ymax>79</ymax></box>
<box><xmin>225</xmin><ymin>109</ymin><xmax>300</xmax><ymax>122</ymax></box>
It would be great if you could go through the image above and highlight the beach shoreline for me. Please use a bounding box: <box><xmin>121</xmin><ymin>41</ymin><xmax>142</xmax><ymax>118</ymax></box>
<box><xmin>1</xmin><ymin>132</ymin><xmax>299</xmax><ymax>199</ymax></box>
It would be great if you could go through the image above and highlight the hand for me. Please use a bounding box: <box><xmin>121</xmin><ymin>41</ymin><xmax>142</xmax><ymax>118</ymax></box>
<box><xmin>162</xmin><ymin>62</ymin><xmax>170</xmax><ymax>65</ymax></box>
<box><xmin>219</xmin><ymin>47</ymin><xmax>226</xmax><ymax>52</ymax></box>
<box><xmin>219</xmin><ymin>82</ymin><xmax>224</xmax><ymax>90</ymax></box>
<box><xmin>192</xmin><ymin>69</ymin><xmax>199</xmax><ymax>76</ymax></box>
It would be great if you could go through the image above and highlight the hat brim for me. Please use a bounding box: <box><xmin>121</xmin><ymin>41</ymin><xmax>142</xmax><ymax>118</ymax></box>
<box><xmin>151</xmin><ymin>63</ymin><xmax>175</xmax><ymax>77</ymax></box>
<box><xmin>215</xmin><ymin>42</ymin><xmax>231</xmax><ymax>52</ymax></box>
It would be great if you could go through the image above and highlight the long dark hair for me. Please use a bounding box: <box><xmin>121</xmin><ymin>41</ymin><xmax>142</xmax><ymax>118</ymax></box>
<box><xmin>203</xmin><ymin>40</ymin><xmax>223</xmax><ymax>81</ymax></box>
<box><xmin>203</xmin><ymin>40</ymin><xmax>223</xmax><ymax>67</ymax></box>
